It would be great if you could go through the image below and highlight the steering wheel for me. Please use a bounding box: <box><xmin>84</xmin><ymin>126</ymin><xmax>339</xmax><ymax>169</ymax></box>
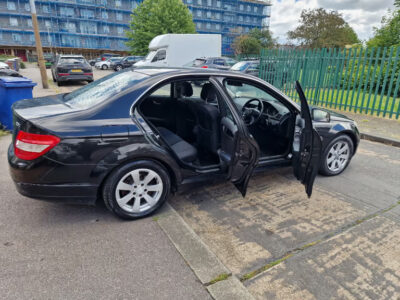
<box><xmin>241</xmin><ymin>98</ymin><xmax>264</xmax><ymax>126</ymax></box>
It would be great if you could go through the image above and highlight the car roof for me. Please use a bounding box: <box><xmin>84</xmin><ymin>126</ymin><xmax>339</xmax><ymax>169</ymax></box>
<box><xmin>133</xmin><ymin>67</ymin><xmax>252</xmax><ymax>77</ymax></box>
<box><xmin>59</xmin><ymin>55</ymin><xmax>84</xmax><ymax>58</ymax></box>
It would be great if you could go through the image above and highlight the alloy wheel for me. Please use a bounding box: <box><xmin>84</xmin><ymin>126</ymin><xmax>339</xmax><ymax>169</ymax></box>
<box><xmin>326</xmin><ymin>141</ymin><xmax>350</xmax><ymax>173</ymax></box>
<box><xmin>115</xmin><ymin>168</ymin><xmax>163</xmax><ymax>213</ymax></box>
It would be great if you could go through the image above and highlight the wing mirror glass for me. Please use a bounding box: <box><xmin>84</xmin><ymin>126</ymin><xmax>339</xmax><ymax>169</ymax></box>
<box><xmin>312</xmin><ymin>108</ymin><xmax>330</xmax><ymax>122</ymax></box>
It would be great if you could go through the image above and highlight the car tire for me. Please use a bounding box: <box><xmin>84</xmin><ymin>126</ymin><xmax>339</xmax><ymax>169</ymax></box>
<box><xmin>103</xmin><ymin>160</ymin><xmax>171</xmax><ymax>220</ymax></box>
<box><xmin>319</xmin><ymin>134</ymin><xmax>354</xmax><ymax>176</ymax></box>
<box><xmin>115</xmin><ymin>65</ymin><xmax>122</xmax><ymax>71</ymax></box>
<box><xmin>101</xmin><ymin>64</ymin><xmax>108</xmax><ymax>70</ymax></box>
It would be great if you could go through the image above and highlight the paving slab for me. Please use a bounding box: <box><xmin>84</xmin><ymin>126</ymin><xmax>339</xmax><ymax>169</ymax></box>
<box><xmin>170</xmin><ymin>169</ymin><xmax>366</xmax><ymax>277</ymax></box>
<box><xmin>245</xmin><ymin>215</ymin><xmax>400</xmax><ymax>300</ymax></box>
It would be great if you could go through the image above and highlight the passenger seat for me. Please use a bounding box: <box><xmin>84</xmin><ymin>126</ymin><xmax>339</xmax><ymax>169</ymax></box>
<box><xmin>157</xmin><ymin>127</ymin><xmax>198</xmax><ymax>163</ymax></box>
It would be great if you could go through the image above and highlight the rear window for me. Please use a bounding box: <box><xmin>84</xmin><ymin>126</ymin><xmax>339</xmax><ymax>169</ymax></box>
<box><xmin>231</xmin><ymin>62</ymin><xmax>249</xmax><ymax>71</ymax></box>
<box><xmin>193</xmin><ymin>59</ymin><xmax>206</xmax><ymax>66</ymax></box>
<box><xmin>59</xmin><ymin>57</ymin><xmax>85</xmax><ymax>64</ymax></box>
<box><xmin>63</xmin><ymin>70</ymin><xmax>148</xmax><ymax>109</ymax></box>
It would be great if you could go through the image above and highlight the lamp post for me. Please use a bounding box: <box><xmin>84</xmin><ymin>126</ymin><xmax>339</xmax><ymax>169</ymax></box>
<box><xmin>30</xmin><ymin>0</ymin><xmax>48</xmax><ymax>89</ymax></box>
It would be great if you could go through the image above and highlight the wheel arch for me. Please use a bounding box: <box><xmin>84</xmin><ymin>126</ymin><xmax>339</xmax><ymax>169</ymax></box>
<box><xmin>334</xmin><ymin>130</ymin><xmax>359</xmax><ymax>155</ymax></box>
<box><xmin>96</xmin><ymin>155</ymin><xmax>181</xmax><ymax>204</ymax></box>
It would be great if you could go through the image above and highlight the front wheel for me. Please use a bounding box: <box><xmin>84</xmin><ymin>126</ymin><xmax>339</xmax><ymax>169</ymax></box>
<box><xmin>115</xmin><ymin>65</ymin><xmax>122</xmax><ymax>71</ymax></box>
<box><xmin>319</xmin><ymin>134</ymin><xmax>354</xmax><ymax>176</ymax></box>
<box><xmin>103</xmin><ymin>160</ymin><xmax>171</xmax><ymax>220</ymax></box>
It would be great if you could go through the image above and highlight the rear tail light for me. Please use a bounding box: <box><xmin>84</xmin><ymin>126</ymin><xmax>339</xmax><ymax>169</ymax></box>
<box><xmin>15</xmin><ymin>131</ymin><xmax>60</xmax><ymax>160</ymax></box>
<box><xmin>201</xmin><ymin>65</ymin><xmax>208</xmax><ymax>68</ymax></box>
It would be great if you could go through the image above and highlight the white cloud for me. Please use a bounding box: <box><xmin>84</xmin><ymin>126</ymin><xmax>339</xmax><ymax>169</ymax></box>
<box><xmin>269</xmin><ymin>0</ymin><xmax>395</xmax><ymax>44</ymax></box>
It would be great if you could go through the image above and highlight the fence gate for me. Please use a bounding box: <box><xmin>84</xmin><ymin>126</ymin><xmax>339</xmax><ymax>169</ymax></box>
<box><xmin>258</xmin><ymin>47</ymin><xmax>400</xmax><ymax>119</ymax></box>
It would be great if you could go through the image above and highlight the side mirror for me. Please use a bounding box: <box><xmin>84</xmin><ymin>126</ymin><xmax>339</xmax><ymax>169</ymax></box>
<box><xmin>312</xmin><ymin>108</ymin><xmax>330</xmax><ymax>122</ymax></box>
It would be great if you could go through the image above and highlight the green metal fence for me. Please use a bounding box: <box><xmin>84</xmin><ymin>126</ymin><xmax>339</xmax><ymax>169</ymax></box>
<box><xmin>258</xmin><ymin>47</ymin><xmax>400</xmax><ymax>119</ymax></box>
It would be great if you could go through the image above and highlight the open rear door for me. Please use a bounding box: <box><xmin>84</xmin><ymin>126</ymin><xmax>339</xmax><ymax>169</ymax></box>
<box><xmin>292</xmin><ymin>81</ymin><xmax>322</xmax><ymax>197</ymax></box>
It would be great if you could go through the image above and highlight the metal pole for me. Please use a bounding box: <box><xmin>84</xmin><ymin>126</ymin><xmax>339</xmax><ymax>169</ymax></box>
<box><xmin>30</xmin><ymin>0</ymin><xmax>48</xmax><ymax>89</ymax></box>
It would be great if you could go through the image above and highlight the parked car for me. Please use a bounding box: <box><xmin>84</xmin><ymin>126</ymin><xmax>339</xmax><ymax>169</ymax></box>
<box><xmin>0</xmin><ymin>68</ymin><xmax>22</xmax><ymax>77</ymax></box>
<box><xmin>0</xmin><ymin>62</ymin><xmax>10</xmax><ymax>69</ymax></box>
<box><xmin>51</xmin><ymin>55</ymin><xmax>93</xmax><ymax>86</ymax></box>
<box><xmin>44</xmin><ymin>53</ymin><xmax>55</xmax><ymax>69</ymax></box>
<box><xmin>111</xmin><ymin>56</ymin><xmax>143</xmax><ymax>71</ymax></box>
<box><xmin>95</xmin><ymin>57</ymin><xmax>123</xmax><ymax>70</ymax></box>
<box><xmin>187</xmin><ymin>57</ymin><xmax>237</xmax><ymax>70</ymax></box>
<box><xmin>8</xmin><ymin>68</ymin><xmax>359</xmax><ymax>220</ymax></box>
<box><xmin>231</xmin><ymin>60</ymin><xmax>260</xmax><ymax>76</ymax></box>
<box><xmin>89</xmin><ymin>53</ymin><xmax>119</xmax><ymax>66</ymax></box>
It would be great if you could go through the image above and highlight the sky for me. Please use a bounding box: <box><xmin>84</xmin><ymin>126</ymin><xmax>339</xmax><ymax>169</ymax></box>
<box><xmin>269</xmin><ymin>0</ymin><xmax>395</xmax><ymax>44</ymax></box>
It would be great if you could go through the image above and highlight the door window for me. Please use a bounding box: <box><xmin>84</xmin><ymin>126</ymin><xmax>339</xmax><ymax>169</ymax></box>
<box><xmin>152</xmin><ymin>50</ymin><xmax>166</xmax><ymax>62</ymax></box>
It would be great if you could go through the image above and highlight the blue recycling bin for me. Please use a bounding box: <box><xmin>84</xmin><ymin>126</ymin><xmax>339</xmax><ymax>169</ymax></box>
<box><xmin>0</xmin><ymin>76</ymin><xmax>36</xmax><ymax>130</ymax></box>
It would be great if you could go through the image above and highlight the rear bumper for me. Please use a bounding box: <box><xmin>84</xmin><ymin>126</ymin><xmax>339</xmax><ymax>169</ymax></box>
<box><xmin>57</xmin><ymin>74</ymin><xmax>93</xmax><ymax>82</ymax></box>
<box><xmin>8</xmin><ymin>144</ymin><xmax>98</xmax><ymax>205</ymax></box>
<box><xmin>14</xmin><ymin>182</ymin><xmax>98</xmax><ymax>205</ymax></box>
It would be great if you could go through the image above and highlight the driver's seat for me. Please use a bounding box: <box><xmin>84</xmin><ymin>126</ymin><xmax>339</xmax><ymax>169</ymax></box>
<box><xmin>191</xmin><ymin>83</ymin><xmax>220</xmax><ymax>154</ymax></box>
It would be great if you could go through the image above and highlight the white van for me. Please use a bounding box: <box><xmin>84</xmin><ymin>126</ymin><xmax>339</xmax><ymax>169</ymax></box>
<box><xmin>135</xmin><ymin>34</ymin><xmax>221</xmax><ymax>68</ymax></box>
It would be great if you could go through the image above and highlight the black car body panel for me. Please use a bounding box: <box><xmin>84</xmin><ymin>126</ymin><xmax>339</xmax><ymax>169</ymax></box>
<box><xmin>8</xmin><ymin>68</ymin><xmax>360</xmax><ymax>206</ymax></box>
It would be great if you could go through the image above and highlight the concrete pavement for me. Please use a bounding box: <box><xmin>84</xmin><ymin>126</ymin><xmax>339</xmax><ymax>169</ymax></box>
<box><xmin>170</xmin><ymin>140</ymin><xmax>400</xmax><ymax>299</ymax></box>
<box><xmin>0</xmin><ymin>135</ymin><xmax>211</xmax><ymax>300</ymax></box>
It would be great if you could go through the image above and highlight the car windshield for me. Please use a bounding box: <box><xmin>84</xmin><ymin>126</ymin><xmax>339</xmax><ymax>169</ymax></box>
<box><xmin>59</xmin><ymin>57</ymin><xmax>85</xmax><ymax>64</ymax></box>
<box><xmin>231</xmin><ymin>62</ymin><xmax>249</xmax><ymax>71</ymax></box>
<box><xmin>225</xmin><ymin>58</ymin><xmax>237</xmax><ymax>66</ymax></box>
<box><xmin>144</xmin><ymin>51</ymin><xmax>156</xmax><ymax>61</ymax></box>
<box><xmin>63</xmin><ymin>70</ymin><xmax>149</xmax><ymax>109</ymax></box>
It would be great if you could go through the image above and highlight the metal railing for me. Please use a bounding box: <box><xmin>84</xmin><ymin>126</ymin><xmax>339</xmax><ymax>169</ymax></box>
<box><xmin>258</xmin><ymin>47</ymin><xmax>400</xmax><ymax>119</ymax></box>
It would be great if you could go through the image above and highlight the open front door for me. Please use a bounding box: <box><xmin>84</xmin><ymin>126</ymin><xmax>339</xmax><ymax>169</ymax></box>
<box><xmin>211</xmin><ymin>77</ymin><xmax>259</xmax><ymax>197</ymax></box>
<box><xmin>292</xmin><ymin>81</ymin><xmax>322</xmax><ymax>197</ymax></box>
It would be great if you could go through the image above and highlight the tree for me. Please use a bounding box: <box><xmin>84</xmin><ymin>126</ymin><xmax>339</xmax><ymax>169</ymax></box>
<box><xmin>287</xmin><ymin>8</ymin><xmax>359</xmax><ymax>48</ymax></box>
<box><xmin>367</xmin><ymin>9</ymin><xmax>400</xmax><ymax>47</ymax></box>
<box><xmin>248</xmin><ymin>28</ymin><xmax>276</xmax><ymax>48</ymax></box>
<box><xmin>232</xmin><ymin>35</ymin><xmax>261</xmax><ymax>56</ymax></box>
<box><xmin>126</xmin><ymin>0</ymin><xmax>196</xmax><ymax>55</ymax></box>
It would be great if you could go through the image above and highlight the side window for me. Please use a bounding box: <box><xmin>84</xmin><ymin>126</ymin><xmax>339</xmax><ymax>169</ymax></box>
<box><xmin>151</xmin><ymin>83</ymin><xmax>171</xmax><ymax>97</ymax></box>
<box><xmin>223</xmin><ymin>79</ymin><xmax>290</xmax><ymax>115</ymax></box>
<box><xmin>152</xmin><ymin>50</ymin><xmax>166</xmax><ymax>62</ymax></box>
<box><xmin>248</xmin><ymin>63</ymin><xmax>259</xmax><ymax>71</ymax></box>
<box><xmin>214</xmin><ymin>59</ymin><xmax>225</xmax><ymax>66</ymax></box>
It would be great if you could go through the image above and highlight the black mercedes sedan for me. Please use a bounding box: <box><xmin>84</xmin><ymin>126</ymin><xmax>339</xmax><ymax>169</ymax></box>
<box><xmin>8</xmin><ymin>68</ymin><xmax>359</xmax><ymax>219</ymax></box>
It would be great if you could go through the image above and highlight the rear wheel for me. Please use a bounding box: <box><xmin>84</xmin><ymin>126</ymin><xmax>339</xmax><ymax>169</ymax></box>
<box><xmin>115</xmin><ymin>65</ymin><xmax>122</xmax><ymax>71</ymax></box>
<box><xmin>101</xmin><ymin>64</ymin><xmax>108</xmax><ymax>70</ymax></box>
<box><xmin>103</xmin><ymin>160</ymin><xmax>170</xmax><ymax>220</ymax></box>
<box><xmin>319</xmin><ymin>135</ymin><xmax>353</xmax><ymax>176</ymax></box>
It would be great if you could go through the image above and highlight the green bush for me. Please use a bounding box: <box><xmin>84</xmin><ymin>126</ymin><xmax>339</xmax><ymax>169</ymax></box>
<box><xmin>20</xmin><ymin>62</ymin><xmax>26</xmax><ymax>69</ymax></box>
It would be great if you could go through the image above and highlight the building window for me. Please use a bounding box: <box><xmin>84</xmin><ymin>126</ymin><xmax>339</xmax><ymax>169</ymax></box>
<box><xmin>247</xmin><ymin>5</ymin><xmax>251</xmax><ymax>12</ymax></box>
<box><xmin>103</xmin><ymin>25</ymin><xmax>110</xmax><ymax>33</ymax></box>
<box><xmin>101</xmin><ymin>0</ymin><xmax>107</xmax><ymax>5</ymax></box>
<box><xmin>216</xmin><ymin>13</ymin><xmax>220</xmax><ymax>19</ymax></box>
<box><xmin>60</xmin><ymin>7</ymin><xmax>74</xmax><ymax>17</ymax></box>
<box><xmin>196</xmin><ymin>22</ymin><xmax>201</xmax><ymax>29</ymax></box>
<box><xmin>27</xmin><ymin>19</ymin><xmax>32</xmax><ymax>27</ymax></box>
<box><xmin>246</xmin><ymin>16</ymin><xmax>250</xmax><ymax>23</ymax></box>
<box><xmin>64</xmin><ymin>22</ymin><xmax>76</xmax><ymax>32</ymax></box>
<box><xmin>116</xmin><ymin>12</ymin><xmax>123</xmax><ymax>21</ymax></box>
<box><xmin>207</xmin><ymin>0</ymin><xmax>211</xmax><ymax>6</ymax></box>
<box><xmin>187</xmin><ymin>0</ymin><xmax>192</xmax><ymax>3</ymax></box>
<box><xmin>45</xmin><ymin>20</ymin><xmax>51</xmax><ymax>28</ymax></box>
<box><xmin>7</xmin><ymin>1</ymin><xmax>16</xmax><ymax>10</ymax></box>
<box><xmin>81</xmin><ymin>9</ymin><xmax>95</xmax><ymax>19</ymax></box>
<box><xmin>239</xmin><ymin>15</ymin><xmax>243</xmax><ymax>22</ymax></box>
<box><xmin>206</xmin><ymin>23</ymin><xmax>211</xmax><ymax>29</ymax></box>
<box><xmin>197</xmin><ymin>0</ymin><xmax>201</xmax><ymax>5</ymax></box>
<box><xmin>10</xmin><ymin>17</ymin><xmax>18</xmax><ymax>26</ymax></box>
<box><xmin>196</xmin><ymin>10</ymin><xmax>201</xmax><ymax>17</ymax></box>
<box><xmin>30</xmin><ymin>34</ymin><xmax>35</xmax><ymax>42</ymax></box>
<box><xmin>0</xmin><ymin>32</ymin><xmax>3</xmax><ymax>40</ymax></box>
<box><xmin>216</xmin><ymin>24</ymin><xmax>220</xmax><ymax>30</ymax></box>
<box><xmin>102</xmin><ymin>11</ymin><xmax>108</xmax><ymax>19</ymax></box>
<box><xmin>206</xmin><ymin>11</ymin><xmax>211</xmax><ymax>18</ymax></box>
<box><xmin>12</xmin><ymin>33</ymin><xmax>21</xmax><ymax>42</ymax></box>
<box><xmin>132</xmin><ymin>1</ymin><xmax>138</xmax><ymax>9</ymax></box>
<box><xmin>254</xmin><ymin>6</ymin><xmax>258</xmax><ymax>13</ymax></box>
<box><xmin>117</xmin><ymin>27</ymin><xmax>124</xmax><ymax>35</ymax></box>
<box><xmin>216</xmin><ymin>1</ymin><xmax>220</xmax><ymax>7</ymax></box>
<box><xmin>25</xmin><ymin>3</ymin><xmax>30</xmax><ymax>11</ymax></box>
<box><xmin>42</xmin><ymin>5</ymin><xmax>51</xmax><ymax>13</ymax></box>
<box><xmin>115</xmin><ymin>0</ymin><xmax>121</xmax><ymax>7</ymax></box>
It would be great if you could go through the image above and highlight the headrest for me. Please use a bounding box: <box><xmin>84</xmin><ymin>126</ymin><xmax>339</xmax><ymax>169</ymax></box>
<box><xmin>180</xmin><ymin>82</ymin><xmax>193</xmax><ymax>97</ymax></box>
<box><xmin>200</xmin><ymin>83</ymin><xmax>215</xmax><ymax>100</ymax></box>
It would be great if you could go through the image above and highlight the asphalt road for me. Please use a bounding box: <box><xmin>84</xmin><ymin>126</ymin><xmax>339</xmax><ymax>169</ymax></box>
<box><xmin>0</xmin><ymin>135</ymin><xmax>211</xmax><ymax>299</ymax></box>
